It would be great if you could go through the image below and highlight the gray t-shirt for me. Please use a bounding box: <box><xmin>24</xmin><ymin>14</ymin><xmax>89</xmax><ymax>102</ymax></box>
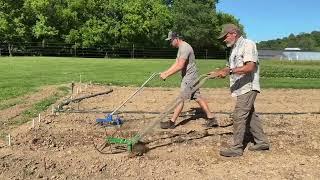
<box><xmin>228</xmin><ymin>36</ymin><xmax>260</xmax><ymax>97</ymax></box>
<box><xmin>177</xmin><ymin>41</ymin><xmax>198</xmax><ymax>82</ymax></box>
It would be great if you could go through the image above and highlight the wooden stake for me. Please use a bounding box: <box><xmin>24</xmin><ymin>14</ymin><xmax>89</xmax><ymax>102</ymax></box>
<box><xmin>7</xmin><ymin>134</ymin><xmax>11</xmax><ymax>146</ymax></box>
<box><xmin>71</xmin><ymin>82</ymin><xmax>75</xmax><ymax>94</ymax></box>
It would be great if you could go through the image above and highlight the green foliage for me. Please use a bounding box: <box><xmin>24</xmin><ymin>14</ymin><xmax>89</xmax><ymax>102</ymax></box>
<box><xmin>121</xmin><ymin>0</ymin><xmax>173</xmax><ymax>46</ymax></box>
<box><xmin>22</xmin><ymin>93</ymin><xmax>60</xmax><ymax>118</ymax></box>
<box><xmin>32</xmin><ymin>14</ymin><xmax>59</xmax><ymax>39</ymax></box>
<box><xmin>0</xmin><ymin>0</ymin><xmax>241</xmax><ymax>50</ymax></box>
<box><xmin>24</xmin><ymin>0</ymin><xmax>65</xmax><ymax>42</ymax></box>
<box><xmin>258</xmin><ymin>31</ymin><xmax>320</xmax><ymax>51</ymax></box>
<box><xmin>261</xmin><ymin>60</ymin><xmax>320</xmax><ymax>78</ymax></box>
<box><xmin>0</xmin><ymin>0</ymin><xmax>27</xmax><ymax>55</ymax></box>
<box><xmin>0</xmin><ymin>0</ymin><xmax>26</xmax><ymax>41</ymax></box>
<box><xmin>170</xmin><ymin>0</ymin><xmax>218</xmax><ymax>48</ymax></box>
<box><xmin>65</xmin><ymin>0</ymin><xmax>173</xmax><ymax>47</ymax></box>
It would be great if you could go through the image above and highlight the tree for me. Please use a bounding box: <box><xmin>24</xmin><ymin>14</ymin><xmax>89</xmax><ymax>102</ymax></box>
<box><xmin>0</xmin><ymin>0</ymin><xmax>27</xmax><ymax>55</ymax></box>
<box><xmin>297</xmin><ymin>37</ymin><xmax>316</xmax><ymax>51</ymax></box>
<box><xmin>0</xmin><ymin>0</ymin><xmax>243</xmax><ymax>52</ymax></box>
<box><xmin>258</xmin><ymin>31</ymin><xmax>320</xmax><ymax>51</ymax></box>
<box><xmin>65</xmin><ymin>0</ymin><xmax>172</xmax><ymax>47</ymax></box>
<box><xmin>121</xmin><ymin>0</ymin><xmax>172</xmax><ymax>47</ymax></box>
<box><xmin>24</xmin><ymin>0</ymin><xmax>62</xmax><ymax>44</ymax></box>
<box><xmin>170</xmin><ymin>0</ymin><xmax>219</xmax><ymax>48</ymax></box>
<box><xmin>32</xmin><ymin>14</ymin><xmax>59</xmax><ymax>46</ymax></box>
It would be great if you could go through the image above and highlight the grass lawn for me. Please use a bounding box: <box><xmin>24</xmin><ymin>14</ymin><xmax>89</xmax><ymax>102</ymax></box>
<box><xmin>1</xmin><ymin>57</ymin><xmax>320</xmax><ymax>101</ymax></box>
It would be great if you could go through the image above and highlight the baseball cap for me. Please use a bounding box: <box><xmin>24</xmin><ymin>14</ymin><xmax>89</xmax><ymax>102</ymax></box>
<box><xmin>218</xmin><ymin>24</ymin><xmax>240</xmax><ymax>39</ymax></box>
<box><xmin>165</xmin><ymin>31</ymin><xmax>180</xmax><ymax>41</ymax></box>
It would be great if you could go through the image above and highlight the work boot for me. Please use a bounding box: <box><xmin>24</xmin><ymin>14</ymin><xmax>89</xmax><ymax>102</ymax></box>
<box><xmin>220</xmin><ymin>147</ymin><xmax>243</xmax><ymax>157</ymax></box>
<box><xmin>160</xmin><ymin>120</ymin><xmax>175</xmax><ymax>129</ymax></box>
<box><xmin>248</xmin><ymin>143</ymin><xmax>270</xmax><ymax>151</ymax></box>
<box><xmin>203</xmin><ymin>117</ymin><xmax>219</xmax><ymax>128</ymax></box>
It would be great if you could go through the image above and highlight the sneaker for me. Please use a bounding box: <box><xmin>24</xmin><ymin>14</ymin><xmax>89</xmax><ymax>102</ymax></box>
<box><xmin>248</xmin><ymin>143</ymin><xmax>270</xmax><ymax>151</ymax></box>
<box><xmin>160</xmin><ymin>120</ymin><xmax>175</xmax><ymax>129</ymax></box>
<box><xmin>204</xmin><ymin>117</ymin><xmax>218</xmax><ymax>128</ymax></box>
<box><xmin>220</xmin><ymin>147</ymin><xmax>243</xmax><ymax>157</ymax></box>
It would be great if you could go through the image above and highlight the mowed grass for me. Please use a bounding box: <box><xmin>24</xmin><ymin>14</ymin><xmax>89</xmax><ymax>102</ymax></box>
<box><xmin>0</xmin><ymin>57</ymin><xmax>320</xmax><ymax>101</ymax></box>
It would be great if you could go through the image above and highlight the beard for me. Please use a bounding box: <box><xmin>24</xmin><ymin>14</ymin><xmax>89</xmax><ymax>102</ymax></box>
<box><xmin>226</xmin><ymin>40</ymin><xmax>235</xmax><ymax>47</ymax></box>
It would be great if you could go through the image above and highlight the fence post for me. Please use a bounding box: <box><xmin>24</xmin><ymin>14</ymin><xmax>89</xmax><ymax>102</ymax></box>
<box><xmin>74</xmin><ymin>42</ymin><xmax>77</xmax><ymax>57</ymax></box>
<box><xmin>205</xmin><ymin>49</ymin><xmax>208</xmax><ymax>60</ymax></box>
<box><xmin>142</xmin><ymin>46</ymin><xmax>144</xmax><ymax>58</ymax></box>
<box><xmin>8</xmin><ymin>44</ymin><xmax>12</xmax><ymax>57</ymax></box>
<box><xmin>132</xmin><ymin>44</ymin><xmax>135</xmax><ymax>59</ymax></box>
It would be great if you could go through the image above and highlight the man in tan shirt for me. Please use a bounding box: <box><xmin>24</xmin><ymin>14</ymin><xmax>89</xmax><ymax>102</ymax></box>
<box><xmin>208</xmin><ymin>24</ymin><xmax>269</xmax><ymax>157</ymax></box>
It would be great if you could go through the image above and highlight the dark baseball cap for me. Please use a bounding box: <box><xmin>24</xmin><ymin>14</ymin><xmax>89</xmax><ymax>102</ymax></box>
<box><xmin>165</xmin><ymin>31</ymin><xmax>180</xmax><ymax>41</ymax></box>
<box><xmin>218</xmin><ymin>23</ymin><xmax>240</xmax><ymax>39</ymax></box>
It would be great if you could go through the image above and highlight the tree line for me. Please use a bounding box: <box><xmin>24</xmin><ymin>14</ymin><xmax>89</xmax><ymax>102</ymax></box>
<box><xmin>258</xmin><ymin>31</ymin><xmax>320</xmax><ymax>51</ymax></box>
<box><xmin>0</xmin><ymin>0</ymin><xmax>243</xmax><ymax>56</ymax></box>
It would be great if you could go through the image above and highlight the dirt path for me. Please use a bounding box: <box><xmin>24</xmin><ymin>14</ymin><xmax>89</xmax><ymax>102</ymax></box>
<box><xmin>0</xmin><ymin>85</ymin><xmax>319</xmax><ymax>179</ymax></box>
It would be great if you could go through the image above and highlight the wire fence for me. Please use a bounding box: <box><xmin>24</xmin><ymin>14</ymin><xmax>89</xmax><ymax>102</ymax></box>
<box><xmin>0</xmin><ymin>42</ymin><xmax>227</xmax><ymax>59</ymax></box>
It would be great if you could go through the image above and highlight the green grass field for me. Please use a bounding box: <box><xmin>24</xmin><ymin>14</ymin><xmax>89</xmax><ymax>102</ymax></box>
<box><xmin>0</xmin><ymin>57</ymin><xmax>320</xmax><ymax>101</ymax></box>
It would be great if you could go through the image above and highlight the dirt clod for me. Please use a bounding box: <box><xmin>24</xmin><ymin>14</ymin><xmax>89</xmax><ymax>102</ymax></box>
<box><xmin>132</xmin><ymin>141</ymin><xmax>149</xmax><ymax>156</ymax></box>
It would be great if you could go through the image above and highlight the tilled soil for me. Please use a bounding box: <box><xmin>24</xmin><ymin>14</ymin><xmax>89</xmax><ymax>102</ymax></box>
<box><xmin>0</xmin><ymin>84</ymin><xmax>319</xmax><ymax>180</ymax></box>
<box><xmin>0</xmin><ymin>86</ymin><xmax>58</xmax><ymax>124</ymax></box>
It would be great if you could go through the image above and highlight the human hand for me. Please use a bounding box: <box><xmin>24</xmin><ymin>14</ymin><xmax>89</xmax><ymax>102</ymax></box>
<box><xmin>207</xmin><ymin>71</ymin><xmax>219</xmax><ymax>79</ymax></box>
<box><xmin>207</xmin><ymin>69</ymin><xmax>228</xmax><ymax>79</ymax></box>
<box><xmin>160</xmin><ymin>72</ymin><xmax>167</xmax><ymax>80</ymax></box>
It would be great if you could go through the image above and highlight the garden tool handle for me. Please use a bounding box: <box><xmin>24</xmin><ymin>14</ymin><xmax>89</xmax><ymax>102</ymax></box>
<box><xmin>132</xmin><ymin>74</ymin><xmax>215</xmax><ymax>143</ymax></box>
<box><xmin>110</xmin><ymin>72</ymin><xmax>160</xmax><ymax>115</ymax></box>
<box><xmin>188</xmin><ymin>74</ymin><xmax>213</xmax><ymax>95</ymax></box>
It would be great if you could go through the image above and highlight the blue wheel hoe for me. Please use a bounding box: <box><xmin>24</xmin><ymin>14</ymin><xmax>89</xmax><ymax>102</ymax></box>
<box><xmin>96</xmin><ymin>72</ymin><xmax>159</xmax><ymax>127</ymax></box>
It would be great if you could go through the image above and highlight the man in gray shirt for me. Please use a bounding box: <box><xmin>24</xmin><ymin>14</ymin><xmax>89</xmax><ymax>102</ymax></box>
<box><xmin>208</xmin><ymin>24</ymin><xmax>269</xmax><ymax>157</ymax></box>
<box><xmin>160</xmin><ymin>31</ymin><xmax>218</xmax><ymax>129</ymax></box>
